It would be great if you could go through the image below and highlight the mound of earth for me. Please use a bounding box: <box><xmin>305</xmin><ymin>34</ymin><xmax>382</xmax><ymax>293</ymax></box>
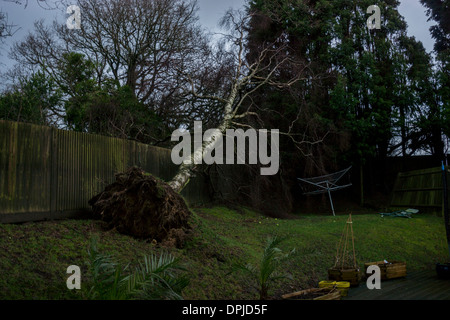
<box><xmin>88</xmin><ymin>167</ymin><xmax>191</xmax><ymax>248</ymax></box>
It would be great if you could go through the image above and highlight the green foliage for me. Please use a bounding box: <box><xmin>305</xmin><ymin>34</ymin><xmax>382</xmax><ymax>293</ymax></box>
<box><xmin>439</xmin><ymin>60</ymin><xmax>450</xmax><ymax>137</ymax></box>
<box><xmin>246</xmin><ymin>0</ymin><xmax>350</xmax><ymax>174</ymax></box>
<box><xmin>420</xmin><ymin>0</ymin><xmax>449</xmax><ymax>57</ymax></box>
<box><xmin>58</xmin><ymin>52</ymin><xmax>98</xmax><ymax>97</ymax></box>
<box><xmin>86</xmin><ymin>238</ymin><xmax>128</xmax><ymax>300</ymax></box>
<box><xmin>0</xmin><ymin>72</ymin><xmax>62</xmax><ymax>125</ymax></box>
<box><xmin>124</xmin><ymin>251</ymin><xmax>190</xmax><ymax>300</ymax></box>
<box><xmin>247</xmin><ymin>0</ymin><xmax>445</xmax><ymax>166</ymax></box>
<box><xmin>231</xmin><ymin>236</ymin><xmax>295</xmax><ymax>300</ymax></box>
<box><xmin>59</xmin><ymin>52</ymin><xmax>162</xmax><ymax>142</ymax></box>
<box><xmin>85</xmin><ymin>237</ymin><xmax>189</xmax><ymax>300</ymax></box>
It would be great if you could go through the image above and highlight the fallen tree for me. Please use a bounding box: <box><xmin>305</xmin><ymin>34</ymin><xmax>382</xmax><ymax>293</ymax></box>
<box><xmin>88</xmin><ymin>167</ymin><xmax>191</xmax><ymax>248</ymax></box>
<box><xmin>88</xmin><ymin>9</ymin><xmax>305</xmax><ymax>244</ymax></box>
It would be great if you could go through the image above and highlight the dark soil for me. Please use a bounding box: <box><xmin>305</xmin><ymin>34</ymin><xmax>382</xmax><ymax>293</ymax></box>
<box><xmin>88</xmin><ymin>167</ymin><xmax>191</xmax><ymax>248</ymax></box>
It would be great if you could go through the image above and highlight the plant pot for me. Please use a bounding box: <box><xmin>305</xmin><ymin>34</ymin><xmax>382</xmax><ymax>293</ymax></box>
<box><xmin>436</xmin><ymin>263</ymin><xmax>450</xmax><ymax>279</ymax></box>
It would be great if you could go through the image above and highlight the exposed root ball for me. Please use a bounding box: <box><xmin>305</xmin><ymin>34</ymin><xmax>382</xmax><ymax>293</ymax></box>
<box><xmin>88</xmin><ymin>167</ymin><xmax>191</xmax><ymax>247</ymax></box>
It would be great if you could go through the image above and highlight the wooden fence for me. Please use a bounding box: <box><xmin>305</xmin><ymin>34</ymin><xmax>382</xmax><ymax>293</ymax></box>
<box><xmin>390</xmin><ymin>166</ymin><xmax>450</xmax><ymax>212</ymax></box>
<box><xmin>0</xmin><ymin>120</ymin><xmax>211</xmax><ymax>223</ymax></box>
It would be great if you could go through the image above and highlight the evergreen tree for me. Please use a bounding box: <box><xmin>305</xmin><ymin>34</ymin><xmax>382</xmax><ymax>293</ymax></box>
<box><xmin>246</xmin><ymin>0</ymin><xmax>441</xmax><ymax>172</ymax></box>
<box><xmin>420</xmin><ymin>0</ymin><xmax>449</xmax><ymax>157</ymax></box>
<box><xmin>0</xmin><ymin>72</ymin><xmax>62</xmax><ymax>125</ymax></box>
<box><xmin>60</xmin><ymin>52</ymin><xmax>162</xmax><ymax>143</ymax></box>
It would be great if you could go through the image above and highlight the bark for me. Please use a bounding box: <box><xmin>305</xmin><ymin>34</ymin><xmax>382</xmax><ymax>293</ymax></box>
<box><xmin>168</xmin><ymin>89</ymin><xmax>237</xmax><ymax>193</ymax></box>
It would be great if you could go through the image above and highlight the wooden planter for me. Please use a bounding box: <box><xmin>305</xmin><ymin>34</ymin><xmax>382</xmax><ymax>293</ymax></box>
<box><xmin>328</xmin><ymin>267</ymin><xmax>361</xmax><ymax>286</ymax></box>
<box><xmin>281</xmin><ymin>287</ymin><xmax>341</xmax><ymax>300</ymax></box>
<box><xmin>364</xmin><ymin>261</ymin><xmax>407</xmax><ymax>280</ymax></box>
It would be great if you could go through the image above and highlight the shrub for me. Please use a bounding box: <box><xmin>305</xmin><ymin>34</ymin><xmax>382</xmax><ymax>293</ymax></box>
<box><xmin>85</xmin><ymin>238</ymin><xmax>189</xmax><ymax>300</ymax></box>
<box><xmin>232</xmin><ymin>236</ymin><xmax>295</xmax><ymax>300</ymax></box>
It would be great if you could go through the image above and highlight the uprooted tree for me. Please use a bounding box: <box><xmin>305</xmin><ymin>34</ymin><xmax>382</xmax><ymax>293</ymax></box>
<box><xmin>88</xmin><ymin>167</ymin><xmax>192</xmax><ymax>248</ymax></box>
<box><xmin>89</xmin><ymin>9</ymin><xmax>307</xmax><ymax>245</ymax></box>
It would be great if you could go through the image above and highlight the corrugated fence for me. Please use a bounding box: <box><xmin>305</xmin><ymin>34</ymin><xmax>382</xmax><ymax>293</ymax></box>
<box><xmin>0</xmin><ymin>120</ymin><xmax>211</xmax><ymax>223</ymax></box>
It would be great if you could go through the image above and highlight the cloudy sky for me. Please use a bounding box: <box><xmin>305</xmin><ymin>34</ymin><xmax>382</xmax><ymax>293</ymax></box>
<box><xmin>0</xmin><ymin>0</ymin><xmax>437</xmax><ymax>73</ymax></box>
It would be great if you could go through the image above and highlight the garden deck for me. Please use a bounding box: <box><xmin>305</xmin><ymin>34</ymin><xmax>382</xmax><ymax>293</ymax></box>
<box><xmin>344</xmin><ymin>269</ymin><xmax>450</xmax><ymax>300</ymax></box>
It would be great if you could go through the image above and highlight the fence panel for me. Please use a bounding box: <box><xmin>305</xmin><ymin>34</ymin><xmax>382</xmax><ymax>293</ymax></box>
<box><xmin>390</xmin><ymin>166</ymin><xmax>449</xmax><ymax>211</ymax></box>
<box><xmin>0</xmin><ymin>120</ymin><xmax>211</xmax><ymax>222</ymax></box>
<box><xmin>0</xmin><ymin>121</ymin><xmax>52</xmax><ymax>214</ymax></box>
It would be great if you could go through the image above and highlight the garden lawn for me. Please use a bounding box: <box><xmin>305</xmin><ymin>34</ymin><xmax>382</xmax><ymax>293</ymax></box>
<box><xmin>0</xmin><ymin>206</ymin><xmax>448</xmax><ymax>299</ymax></box>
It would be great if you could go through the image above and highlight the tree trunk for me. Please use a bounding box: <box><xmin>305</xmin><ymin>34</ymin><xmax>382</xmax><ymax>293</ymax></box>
<box><xmin>168</xmin><ymin>89</ymin><xmax>237</xmax><ymax>193</ymax></box>
<box><xmin>400</xmin><ymin>104</ymin><xmax>407</xmax><ymax>157</ymax></box>
<box><xmin>167</xmin><ymin>124</ymin><xmax>226</xmax><ymax>193</ymax></box>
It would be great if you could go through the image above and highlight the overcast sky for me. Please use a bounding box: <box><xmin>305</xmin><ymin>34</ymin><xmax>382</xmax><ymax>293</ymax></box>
<box><xmin>0</xmin><ymin>0</ymin><xmax>437</xmax><ymax>74</ymax></box>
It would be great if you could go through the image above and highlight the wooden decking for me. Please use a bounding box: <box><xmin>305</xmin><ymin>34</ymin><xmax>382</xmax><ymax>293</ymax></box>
<box><xmin>344</xmin><ymin>269</ymin><xmax>450</xmax><ymax>300</ymax></box>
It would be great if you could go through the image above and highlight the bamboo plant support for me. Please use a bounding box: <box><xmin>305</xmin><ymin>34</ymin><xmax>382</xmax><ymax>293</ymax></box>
<box><xmin>328</xmin><ymin>214</ymin><xmax>361</xmax><ymax>286</ymax></box>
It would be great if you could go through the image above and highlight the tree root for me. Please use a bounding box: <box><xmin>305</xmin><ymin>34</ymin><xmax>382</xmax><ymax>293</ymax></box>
<box><xmin>88</xmin><ymin>167</ymin><xmax>191</xmax><ymax>248</ymax></box>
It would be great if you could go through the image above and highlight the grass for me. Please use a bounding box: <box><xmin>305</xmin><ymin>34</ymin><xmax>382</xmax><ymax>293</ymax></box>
<box><xmin>0</xmin><ymin>206</ymin><xmax>448</xmax><ymax>300</ymax></box>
